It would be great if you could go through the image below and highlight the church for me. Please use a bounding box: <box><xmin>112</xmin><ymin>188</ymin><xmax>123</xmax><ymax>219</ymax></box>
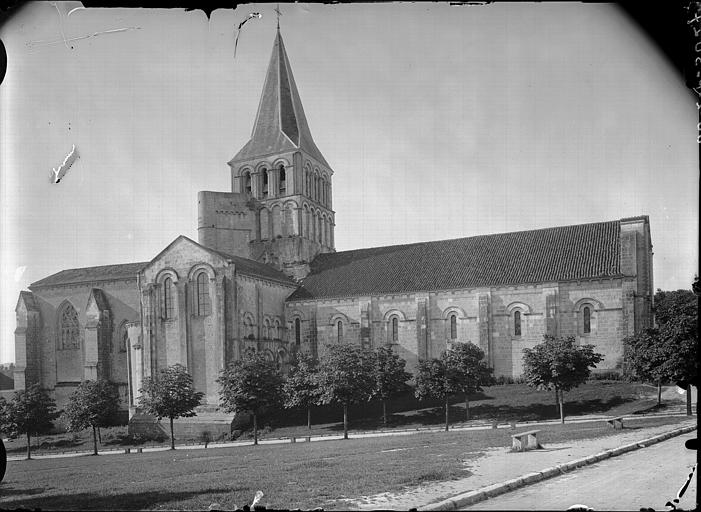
<box><xmin>12</xmin><ymin>29</ymin><xmax>654</xmax><ymax>433</ymax></box>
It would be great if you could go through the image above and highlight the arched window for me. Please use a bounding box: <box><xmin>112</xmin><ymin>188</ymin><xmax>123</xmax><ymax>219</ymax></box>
<box><xmin>295</xmin><ymin>318</ymin><xmax>301</xmax><ymax>345</ymax></box>
<box><xmin>449</xmin><ymin>314</ymin><xmax>457</xmax><ymax>340</ymax></box>
<box><xmin>390</xmin><ymin>316</ymin><xmax>399</xmax><ymax>343</ymax></box>
<box><xmin>119</xmin><ymin>323</ymin><xmax>128</xmax><ymax>352</ymax></box>
<box><xmin>583</xmin><ymin>306</ymin><xmax>591</xmax><ymax>334</ymax></box>
<box><xmin>262</xmin><ymin>169</ymin><xmax>269</xmax><ymax>198</ymax></box>
<box><xmin>243</xmin><ymin>171</ymin><xmax>252</xmax><ymax>195</ymax></box>
<box><xmin>263</xmin><ymin>318</ymin><xmax>271</xmax><ymax>339</ymax></box>
<box><xmin>244</xmin><ymin>315</ymin><xmax>255</xmax><ymax>339</ymax></box>
<box><xmin>59</xmin><ymin>303</ymin><xmax>80</xmax><ymax>350</ymax></box>
<box><xmin>279</xmin><ymin>166</ymin><xmax>286</xmax><ymax>195</ymax></box>
<box><xmin>274</xmin><ymin>319</ymin><xmax>281</xmax><ymax>340</ymax></box>
<box><xmin>163</xmin><ymin>277</ymin><xmax>175</xmax><ymax>319</ymax></box>
<box><xmin>195</xmin><ymin>272</ymin><xmax>211</xmax><ymax>316</ymax></box>
<box><xmin>514</xmin><ymin>310</ymin><xmax>522</xmax><ymax>337</ymax></box>
<box><xmin>337</xmin><ymin>320</ymin><xmax>343</xmax><ymax>343</ymax></box>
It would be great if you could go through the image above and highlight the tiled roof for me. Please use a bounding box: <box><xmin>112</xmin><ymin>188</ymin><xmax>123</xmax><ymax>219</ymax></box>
<box><xmin>230</xmin><ymin>30</ymin><xmax>330</xmax><ymax>168</ymax></box>
<box><xmin>30</xmin><ymin>262</ymin><xmax>148</xmax><ymax>288</ymax></box>
<box><xmin>212</xmin><ymin>249</ymin><xmax>297</xmax><ymax>286</ymax></box>
<box><xmin>287</xmin><ymin>220</ymin><xmax>622</xmax><ymax>301</ymax></box>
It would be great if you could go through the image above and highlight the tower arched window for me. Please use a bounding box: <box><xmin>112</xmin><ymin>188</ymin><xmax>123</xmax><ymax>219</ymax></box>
<box><xmin>449</xmin><ymin>314</ymin><xmax>457</xmax><ymax>340</ymax></box>
<box><xmin>337</xmin><ymin>320</ymin><xmax>344</xmax><ymax>343</ymax></box>
<box><xmin>583</xmin><ymin>306</ymin><xmax>591</xmax><ymax>334</ymax></box>
<box><xmin>163</xmin><ymin>277</ymin><xmax>175</xmax><ymax>319</ymax></box>
<box><xmin>59</xmin><ymin>303</ymin><xmax>80</xmax><ymax>350</ymax></box>
<box><xmin>279</xmin><ymin>166</ymin><xmax>286</xmax><ymax>195</ymax></box>
<box><xmin>295</xmin><ymin>318</ymin><xmax>301</xmax><ymax>346</ymax></box>
<box><xmin>514</xmin><ymin>310</ymin><xmax>522</xmax><ymax>337</ymax></box>
<box><xmin>262</xmin><ymin>169</ymin><xmax>269</xmax><ymax>198</ymax></box>
<box><xmin>243</xmin><ymin>171</ymin><xmax>252</xmax><ymax>195</ymax></box>
<box><xmin>195</xmin><ymin>272</ymin><xmax>211</xmax><ymax>316</ymax></box>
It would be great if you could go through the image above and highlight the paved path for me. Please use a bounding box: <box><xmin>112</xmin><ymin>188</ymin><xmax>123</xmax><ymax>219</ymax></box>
<box><xmin>462</xmin><ymin>431</ymin><xmax>698</xmax><ymax>511</ymax></box>
<box><xmin>343</xmin><ymin>419</ymin><xmax>697</xmax><ymax>510</ymax></box>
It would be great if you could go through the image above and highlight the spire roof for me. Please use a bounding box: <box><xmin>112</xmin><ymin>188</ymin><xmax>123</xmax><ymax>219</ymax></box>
<box><xmin>230</xmin><ymin>30</ymin><xmax>329</xmax><ymax>167</ymax></box>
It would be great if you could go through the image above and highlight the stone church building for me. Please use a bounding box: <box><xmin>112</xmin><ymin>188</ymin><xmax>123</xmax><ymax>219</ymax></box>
<box><xmin>12</xmin><ymin>29</ymin><xmax>653</xmax><ymax>431</ymax></box>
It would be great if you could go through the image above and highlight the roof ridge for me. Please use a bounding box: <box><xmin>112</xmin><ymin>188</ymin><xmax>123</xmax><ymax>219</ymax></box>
<box><xmin>323</xmin><ymin>219</ymin><xmax>622</xmax><ymax>258</ymax></box>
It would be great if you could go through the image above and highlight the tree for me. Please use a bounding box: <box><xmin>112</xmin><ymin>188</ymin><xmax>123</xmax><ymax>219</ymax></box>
<box><xmin>415</xmin><ymin>358</ymin><xmax>452</xmax><ymax>431</ymax></box>
<box><xmin>522</xmin><ymin>335</ymin><xmax>603</xmax><ymax>423</ymax></box>
<box><xmin>624</xmin><ymin>287</ymin><xmax>698</xmax><ymax>414</ymax></box>
<box><xmin>653</xmin><ymin>287</ymin><xmax>698</xmax><ymax>415</ymax></box>
<box><xmin>316</xmin><ymin>344</ymin><xmax>376</xmax><ymax>439</ymax></box>
<box><xmin>0</xmin><ymin>384</ymin><xmax>58</xmax><ymax>459</ymax></box>
<box><xmin>373</xmin><ymin>346</ymin><xmax>411</xmax><ymax>427</ymax></box>
<box><xmin>623</xmin><ymin>328</ymin><xmax>668</xmax><ymax>406</ymax></box>
<box><xmin>63</xmin><ymin>380</ymin><xmax>120</xmax><ymax>455</ymax></box>
<box><xmin>218</xmin><ymin>353</ymin><xmax>284</xmax><ymax>445</ymax></box>
<box><xmin>443</xmin><ymin>342</ymin><xmax>494</xmax><ymax>421</ymax></box>
<box><xmin>138</xmin><ymin>364</ymin><xmax>204</xmax><ymax>449</ymax></box>
<box><xmin>283</xmin><ymin>352</ymin><xmax>321</xmax><ymax>430</ymax></box>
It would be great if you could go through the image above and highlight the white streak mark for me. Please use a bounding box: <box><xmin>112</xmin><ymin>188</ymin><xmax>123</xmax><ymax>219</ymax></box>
<box><xmin>27</xmin><ymin>27</ymin><xmax>141</xmax><ymax>50</ymax></box>
<box><xmin>51</xmin><ymin>145</ymin><xmax>79</xmax><ymax>184</ymax></box>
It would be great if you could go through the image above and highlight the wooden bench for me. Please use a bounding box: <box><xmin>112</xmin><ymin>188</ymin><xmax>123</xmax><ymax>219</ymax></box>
<box><xmin>606</xmin><ymin>416</ymin><xmax>624</xmax><ymax>430</ymax></box>
<box><xmin>511</xmin><ymin>430</ymin><xmax>541</xmax><ymax>452</ymax></box>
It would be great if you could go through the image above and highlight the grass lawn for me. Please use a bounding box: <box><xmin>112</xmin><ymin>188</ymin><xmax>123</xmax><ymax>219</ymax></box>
<box><xmin>0</xmin><ymin>415</ymin><xmax>691</xmax><ymax>511</ymax></box>
<box><xmin>1</xmin><ymin>381</ymin><xmax>678</xmax><ymax>455</ymax></box>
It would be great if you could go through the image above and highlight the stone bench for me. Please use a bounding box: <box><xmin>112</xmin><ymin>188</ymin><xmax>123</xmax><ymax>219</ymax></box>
<box><xmin>606</xmin><ymin>416</ymin><xmax>624</xmax><ymax>430</ymax></box>
<box><xmin>511</xmin><ymin>430</ymin><xmax>541</xmax><ymax>452</ymax></box>
<box><xmin>290</xmin><ymin>436</ymin><xmax>312</xmax><ymax>443</ymax></box>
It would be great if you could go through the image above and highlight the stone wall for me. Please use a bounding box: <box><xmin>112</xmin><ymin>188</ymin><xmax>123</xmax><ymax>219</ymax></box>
<box><xmin>286</xmin><ymin>277</ymin><xmax>634</xmax><ymax>378</ymax></box>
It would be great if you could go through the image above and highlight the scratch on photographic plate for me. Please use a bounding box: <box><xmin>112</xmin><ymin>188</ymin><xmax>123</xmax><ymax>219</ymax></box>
<box><xmin>51</xmin><ymin>145</ymin><xmax>79</xmax><ymax>184</ymax></box>
<box><xmin>26</xmin><ymin>2</ymin><xmax>141</xmax><ymax>51</ymax></box>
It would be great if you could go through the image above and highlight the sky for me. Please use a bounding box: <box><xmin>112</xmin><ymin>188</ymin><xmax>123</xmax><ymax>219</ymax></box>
<box><xmin>0</xmin><ymin>2</ymin><xmax>697</xmax><ymax>363</ymax></box>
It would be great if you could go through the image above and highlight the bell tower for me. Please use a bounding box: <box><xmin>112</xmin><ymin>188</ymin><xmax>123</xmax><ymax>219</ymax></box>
<box><xmin>198</xmin><ymin>29</ymin><xmax>335</xmax><ymax>281</ymax></box>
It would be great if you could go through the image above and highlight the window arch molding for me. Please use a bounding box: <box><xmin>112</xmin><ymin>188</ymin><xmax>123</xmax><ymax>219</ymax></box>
<box><xmin>573</xmin><ymin>298</ymin><xmax>603</xmax><ymax>312</ymax></box>
<box><xmin>187</xmin><ymin>263</ymin><xmax>215</xmax><ymax>282</ymax></box>
<box><xmin>441</xmin><ymin>306</ymin><xmax>466</xmax><ymax>320</ymax></box>
<box><xmin>56</xmin><ymin>300</ymin><xmax>81</xmax><ymax>351</ymax></box>
<box><xmin>271</xmin><ymin>157</ymin><xmax>290</xmax><ymax>169</ymax></box>
<box><xmin>156</xmin><ymin>268</ymin><xmax>179</xmax><ymax>284</ymax></box>
<box><xmin>382</xmin><ymin>309</ymin><xmax>407</xmax><ymax>322</ymax></box>
<box><xmin>505</xmin><ymin>302</ymin><xmax>532</xmax><ymax>315</ymax></box>
<box><xmin>329</xmin><ymin>313</ymin><xmax>350</xmax><ymax>327</ymax></box>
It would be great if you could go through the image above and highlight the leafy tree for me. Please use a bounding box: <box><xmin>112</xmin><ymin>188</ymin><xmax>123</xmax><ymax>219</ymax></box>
<box><xmin>0</xmin><ymin>384</ymin><xmax>58</xmax><ymax>459</ymax></box>
<box><xmin>283</xmin><ymin>353</ymin><xmax>321</xmax><ymax>430</ymax></box>
<box><xmin>373</xmin><ymin>346</ymin><xmax>411</xmax><ymax>427</ymax></box>
<box><xmin>63</xmin><ymin>380</ymin><xmax>120</xmax><ymax>455</ymax></box>
<box><xmin>624</xmin><ymin>287</ymin><xmax>698</xmax><ymax>414</ymax></box>
<box><xmin>218</xmin><ymin>353</ymin><xmax>284</xmax><ymax>445</ymax></box>
<box><xmin>623</xmin><ymin>328</ymin><xmax>668</xmax><ymax>406</ymax></box>
<box><xmin>316</xmin><ymin>344</ymin><xmax>377</xmax><ymax>439</ymax></box>
<box><xmin>415</xmin><ymin>358</ymin><xmax>452</xmax><ymax>431</ymax></box>
<box><xmin>138</xmin><ymin>364</ymin><xmax>204</xmax><ymax>450</ymax></box>
<box><xmin>654</xmin><ymin>287</ymin><xmax>698</xmax><ymax>415</ymax></box>
<box><xmin>443</xmin><ymin>342</ymin><xmax>494</xmax><ymax>421</ymax></box>
<box><xmin>522</xmin><ymin>335</ymin><xmax>603</xmax><ymax>423</ymax></box>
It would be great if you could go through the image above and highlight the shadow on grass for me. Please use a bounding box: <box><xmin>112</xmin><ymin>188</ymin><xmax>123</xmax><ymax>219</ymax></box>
<box><xmin>0</xmin><ymin>487</ymin><xmax>240</xmax><ymax>510</ymax></box>
<box><xmin>0</xmin><ymin>485</ymin><xmax>46</xmax><ymax>497</ymax></box>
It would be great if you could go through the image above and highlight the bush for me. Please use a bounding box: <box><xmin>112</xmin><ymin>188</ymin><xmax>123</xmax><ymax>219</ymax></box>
<box><xmin>588</xmin><ymin>370</ymin><xmax>625</xmax><ymax>381</ymax></box>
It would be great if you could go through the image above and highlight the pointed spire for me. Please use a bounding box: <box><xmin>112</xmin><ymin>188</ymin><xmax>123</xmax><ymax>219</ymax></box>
<box><xmin>230</xmin><ymin>30</ymin><xmax>330</xmax><ymax>167</ymax></box>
